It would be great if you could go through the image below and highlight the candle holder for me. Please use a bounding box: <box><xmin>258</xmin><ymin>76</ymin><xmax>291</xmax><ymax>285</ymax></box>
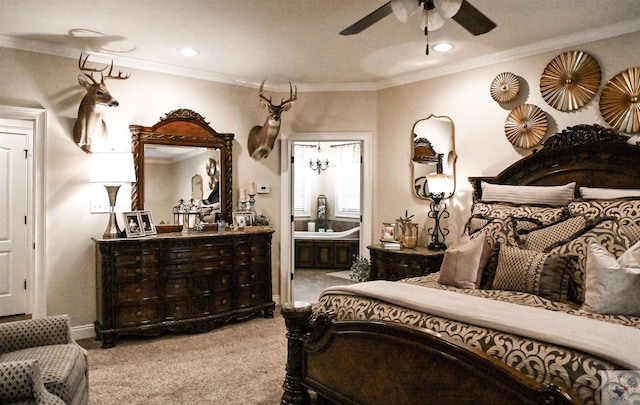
<box><xmin>238</xmin><ymin>199</ymin><xmax>251</xmax><ymax>211</ymax></box>
<box><xmin>248</xmin><ymin>193</ymin><xmax>256</xmax><ymax>213</ymax></box>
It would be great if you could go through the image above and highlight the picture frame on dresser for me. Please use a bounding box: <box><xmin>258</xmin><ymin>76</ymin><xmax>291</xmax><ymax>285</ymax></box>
<box><xmin>139</xmin><ymin>211</ymin><xmax>156</xmax><ymax>235</ymax></box>
<box><xmin>123</xmin><ymin>212</ymin><xmax>144</xmax><ymax>237</ymax></box>
<box><xmin>233</xmin><ymin>211</ymin><xmax>254</xmax><ymax>227</ymax></box>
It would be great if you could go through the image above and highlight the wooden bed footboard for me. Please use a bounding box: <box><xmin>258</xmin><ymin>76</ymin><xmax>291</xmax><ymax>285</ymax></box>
<box><xmin>281</xmin><ymin>302</ymin><xmax>578</xmax><ymax>405</ymax></box>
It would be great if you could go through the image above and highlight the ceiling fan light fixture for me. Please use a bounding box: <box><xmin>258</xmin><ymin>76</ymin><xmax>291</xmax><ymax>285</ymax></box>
<box><xmin>434</xmin><ymin>0</ymin><xmax>462</xmax><ymax>18</ymax></box>
<box><xmin>421</xmin><ymin>8</ymin><xmax>445</xmax><ymax>31</ymax></box>
<box><xmin>433</xmin><ymin>43</ymin><xmax>453</xmax><ymax>52</ymax></box>
<box><xmin>391</xmin><ymin>0</ymin><xmax>420</xmax><ymax>22</ymax></box>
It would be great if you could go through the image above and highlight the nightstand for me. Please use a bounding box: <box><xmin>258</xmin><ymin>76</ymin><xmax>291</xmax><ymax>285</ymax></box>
<box><xmin>367</xmin><ymin>244</ymin><xmax>445</xmax><ymax>281</ymax></box>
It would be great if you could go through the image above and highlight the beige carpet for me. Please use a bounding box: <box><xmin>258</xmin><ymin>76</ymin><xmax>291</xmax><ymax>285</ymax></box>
<box><xmin>79</xmin><ymin>313</ymin><xmax>287</xmax><ymax>404</ymax></box>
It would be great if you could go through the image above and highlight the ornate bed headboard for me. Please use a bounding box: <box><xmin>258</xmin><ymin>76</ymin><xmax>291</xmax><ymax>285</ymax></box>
<box><xmin>469</xmin><ymin>124</ymin><xmax>640</xmax><ymax>201</ymax></box>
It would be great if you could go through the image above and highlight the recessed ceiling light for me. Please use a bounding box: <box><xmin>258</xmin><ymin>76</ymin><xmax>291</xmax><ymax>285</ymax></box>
<box><xmin>180</xmin><ymin>48</ymin><xmax>200</xmax><ymax>57</ymax></box>
<box><xmin>433</xmin><ymin>43</ymin><xmax>453</xmax><ymax>52</ymax></box>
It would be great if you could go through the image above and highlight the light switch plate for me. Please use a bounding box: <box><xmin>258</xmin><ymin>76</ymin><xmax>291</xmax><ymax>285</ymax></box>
<box><xmin>91</xmin><ymin>200</ymin><xmax>109</xmax><ymax>214</ymax></box>
<box><xmin>257</xmin><ymin>183</ymin><xmax>270</xmax><ymax>194</ymax></box>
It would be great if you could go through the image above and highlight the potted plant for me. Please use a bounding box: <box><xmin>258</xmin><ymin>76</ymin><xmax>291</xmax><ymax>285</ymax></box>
<box><xmin>349</xmin><ymin>255</ymin><xmax>371</xmax><ymax>282</ymax></box>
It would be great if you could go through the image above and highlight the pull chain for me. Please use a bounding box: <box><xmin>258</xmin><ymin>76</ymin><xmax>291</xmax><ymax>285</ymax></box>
<box><xmin>424</xmin><ymin>12</ymin><xmax>429</xmax><ymax>55</ymax></box>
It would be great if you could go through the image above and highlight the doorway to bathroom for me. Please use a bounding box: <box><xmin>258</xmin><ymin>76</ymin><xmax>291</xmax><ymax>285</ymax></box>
<box><xmin>280</xmin><ymin>133</ymin><xmax>372</xmax><ymax>305</ymax></box>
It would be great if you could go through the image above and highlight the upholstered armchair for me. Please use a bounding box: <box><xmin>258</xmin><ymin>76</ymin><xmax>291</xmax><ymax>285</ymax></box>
<box><xmin>0</xmin><ymin>315</ymin><xmax>88</xmax><ymax>405</ymax></box>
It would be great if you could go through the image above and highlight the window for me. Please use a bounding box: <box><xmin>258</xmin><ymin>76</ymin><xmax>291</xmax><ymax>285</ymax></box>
<box><xmin>293</xmin><ymin>144</ymin><xmax>311</xmax><ymax>217</ymax></box>
<box><xmin>333</xmin><ymin>142</ymin><xmax>361</xmax><ymax>218</ymax></box>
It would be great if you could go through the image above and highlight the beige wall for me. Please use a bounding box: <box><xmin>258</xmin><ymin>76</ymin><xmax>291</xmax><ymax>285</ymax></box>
<box><xmin>375</xmin><ymin>31</ymin><xmax>640</xmax><ymax>244</ymax></box>
<box><xmin>0</xmin><ymin>29</ymin><xmax>637</xmax><ymax>328</ymax></box>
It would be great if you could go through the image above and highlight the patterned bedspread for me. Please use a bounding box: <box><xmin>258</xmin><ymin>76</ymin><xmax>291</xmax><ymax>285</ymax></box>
<box><xmin>314</xmin><ymin>274</ymin><xmax>640</xmax><ymax>405</ymax></box>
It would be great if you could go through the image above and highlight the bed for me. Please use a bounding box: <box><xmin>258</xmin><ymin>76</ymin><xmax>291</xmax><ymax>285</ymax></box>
<box><xmin>280</xmin><ymin>124</ymin><xmax>640</xmax><ymax>405</ymax></box>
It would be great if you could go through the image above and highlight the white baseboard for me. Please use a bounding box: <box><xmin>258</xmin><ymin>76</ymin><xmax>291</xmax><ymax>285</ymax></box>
<box><xmin>72</xmin><ymin>297</ymin><xmax>281</xmax><ymax>342</ymax></box>
<box><xmin>71</xmin><ymin>323</ymin><xmax>96</xmax><ymax>341</ymax></box>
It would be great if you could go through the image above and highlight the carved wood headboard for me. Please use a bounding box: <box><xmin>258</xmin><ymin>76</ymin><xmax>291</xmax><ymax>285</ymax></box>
<box><xmin>469</xmin><ymin>124</ymin><xmax>640</xmax><ymax>201</ymax></box>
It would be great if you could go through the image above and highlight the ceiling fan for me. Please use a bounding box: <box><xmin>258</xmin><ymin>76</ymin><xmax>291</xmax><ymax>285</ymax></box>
<box><xmin>340</xmin><ymin>0</ymin><xmax>496</xmax><ymax>42</ymax></box>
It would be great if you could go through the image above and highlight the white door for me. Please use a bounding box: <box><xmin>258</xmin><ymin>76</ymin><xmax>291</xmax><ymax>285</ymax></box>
<box><xmin>0</xmin><ymin>129</ymin><xmax>28</xmax><ymax>316</ymax></box>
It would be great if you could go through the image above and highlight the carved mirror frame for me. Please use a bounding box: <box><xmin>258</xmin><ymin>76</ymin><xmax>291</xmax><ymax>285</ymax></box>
<box><xmin>130</xmin><ymin>109</ymin><xmax>234</xmax><ymax>223</ymax></box>
<box><xmin>410</xmin><ymin>114</ymin><xmax>457</xmax><ymax>199</ymax></box>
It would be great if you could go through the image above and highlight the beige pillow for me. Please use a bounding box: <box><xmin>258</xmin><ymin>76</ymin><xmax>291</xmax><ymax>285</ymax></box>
<box><xmin>438</xmin><ymin>233</ymin><xmax>489</xmax><ymax>289</ymax></box>
<box><xmin>481</xmin><ymin>181</ymin><xmax>576</xmax><ymax>206</ymax></box>
<box><xmin>582</xmin><ymin>241</ymin><xmax>640</xmax><ymax>316</ymax></box>
<box><xmin>579</xmin><ymin>187</ymin><xmax>640</xmax><ymax>199</ymax></box>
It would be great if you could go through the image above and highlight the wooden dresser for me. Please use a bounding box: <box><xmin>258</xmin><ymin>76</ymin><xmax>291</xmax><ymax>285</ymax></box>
<box><xmin>367</xmin><ymin>244</ymin><xmax>444</xmax><ymax>281</ymax></box>
<box><xmin>94</xmin><ymin>227</ymin><xmax>275</xmax><ymax>347</ymax></box>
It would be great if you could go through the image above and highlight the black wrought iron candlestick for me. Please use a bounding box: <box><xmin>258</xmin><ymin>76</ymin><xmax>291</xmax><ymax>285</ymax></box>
<box><xmin>427</xmin><ymin>192</ymin><xmax>449</xmax><ymax>250</ymax></box>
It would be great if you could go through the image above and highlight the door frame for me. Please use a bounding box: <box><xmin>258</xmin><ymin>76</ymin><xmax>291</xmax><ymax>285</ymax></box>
<box><xmin>0</xmin><ymin>105</ymin><xmax>46</xmax><ymax>318</ymax></box>
<box><xmin>280</xmin><ymin>132</ymin><xmax>372</xmax><ymax>304</ymax></box>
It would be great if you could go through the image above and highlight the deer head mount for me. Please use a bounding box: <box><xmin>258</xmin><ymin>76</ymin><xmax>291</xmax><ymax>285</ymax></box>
<box><xmin>248</xmin><ymin>80</ymin><xmax>297</xmax><ymax>159</ymax></box>
<box><xmin>73</xmin><ymin>53</ymin><xmax>130</xmax><ymax>153</ymax></box>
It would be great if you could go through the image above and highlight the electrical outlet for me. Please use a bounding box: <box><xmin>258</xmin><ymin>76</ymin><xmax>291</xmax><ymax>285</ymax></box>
<box><xmin>90</xmin><ymin>201</ymin><xmax>109</xmax><ymax>214</ymax></box>
<box><xmin>257</xmin><ymin>183</ymin><xmax>270</xmax><ymax>194</ymax></box>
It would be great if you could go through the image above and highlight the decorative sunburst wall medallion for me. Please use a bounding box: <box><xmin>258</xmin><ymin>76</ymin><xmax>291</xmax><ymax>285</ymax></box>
<box><xmin>599</xmin><ymin>66</ymin><xmax>640</xmax><ymax>133</ymax></box>
<box><xmin>490</xmin><ymin>72</ymin><xmax>520</xmax><ymax>103</ymax></box>
<box><xmin>540</xmin><ymin>51</ymin><xmax>601</xmax><ymax>111</ymax></box>
<box><xmin>504</xmin><ymin>104</ymin><xmax>548</xmax><ymax>148</ymax></box>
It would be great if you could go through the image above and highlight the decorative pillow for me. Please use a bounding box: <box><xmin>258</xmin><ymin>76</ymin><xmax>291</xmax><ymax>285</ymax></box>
<box><xmin>569</xmin><ymin>199</ymin><xmax>640</xmax><ymax>246</ymax></box>
<box><xmin>548</xmin><ymin>217</ymin><xmax>631</xmax><ymax>303</ymax></box>
<box><xmin>438</xmin><ymin>233</ymin><xmax>490</xmax><ymax>289</ymax></box>
<box><xmin>581</xmin><ymin>241</ymin><xmax>640</xmax><ymax>316</ymax></box>
<box><xmin>492</xmin><ymin>246</ymin><xmax>572</xmax><ymax>302</ymax></box>
<box><xmin>480</xmin><ymin>181</ymin><xmax>576</xmax><ymax>206</ymax></box>
<box><xmin>516</xmin><ymin>215</ymin><xmax>589</xmax><ymax>252</ymax></box>
<box><xmin>579</xmin><ymin>187</ymin><xmax>640</xmax><ymax>200</ymax></box>
<box><xmin>470</xmin><ymin>202</ymin><xmax>569</xmax><ymax>222</ymax></box>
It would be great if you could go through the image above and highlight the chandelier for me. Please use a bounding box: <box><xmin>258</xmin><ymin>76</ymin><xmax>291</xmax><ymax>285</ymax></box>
<box><xmin>309</xmin><ymin>158</ymin><xmax>330</xmax><ymax>174</ymax></box>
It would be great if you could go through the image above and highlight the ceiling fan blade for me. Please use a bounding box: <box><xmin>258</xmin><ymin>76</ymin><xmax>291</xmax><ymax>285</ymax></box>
<box><xmin>451</xmin><ymin>0</ymin><xmax>496</xmax><ymax>35</ymax></box>
<box><xmin>340</xmin><ymin>2</ymin><xmax>393</xmax><ymax>35</ymax></box>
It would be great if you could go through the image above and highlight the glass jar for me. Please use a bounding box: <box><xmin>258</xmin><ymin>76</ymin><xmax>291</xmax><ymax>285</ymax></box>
<box><xmin>396</xmin><ymin>219</ymin><xmax>419</xmax><ymax>249</ymax></box>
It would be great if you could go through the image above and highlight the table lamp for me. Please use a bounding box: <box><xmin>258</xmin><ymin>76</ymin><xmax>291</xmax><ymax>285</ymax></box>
<box><xmin>90</xmin><ymin>152</ymin><xmax>136</xmax><ymax>238</ymax></box>
<box><xmin>426</xmin><ymin>173</ymin><xmax>453</xmax><ymax>250</ymax></box>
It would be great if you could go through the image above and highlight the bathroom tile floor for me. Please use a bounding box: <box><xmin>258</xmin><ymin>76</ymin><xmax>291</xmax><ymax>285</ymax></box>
<box><xmin>293</xmin><ymin>268</ymin><xmax>355</xmax><ymax>304</ymax></box>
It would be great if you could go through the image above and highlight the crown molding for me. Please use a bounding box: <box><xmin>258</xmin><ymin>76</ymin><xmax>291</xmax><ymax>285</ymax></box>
<box><xmin>1</xmin><ymin>17</ymin><xmax>639</xmax><ymax>93</ymax></box>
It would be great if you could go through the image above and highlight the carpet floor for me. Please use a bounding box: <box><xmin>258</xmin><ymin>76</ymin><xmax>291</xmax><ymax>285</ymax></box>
<box><xmin>79</xmin><ymin>312</ymin><xmax>287</xmax><ymax>404</ymax></box>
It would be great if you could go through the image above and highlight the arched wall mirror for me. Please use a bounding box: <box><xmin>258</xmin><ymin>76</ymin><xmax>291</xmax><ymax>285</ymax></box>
<box><xmin>130</xmin><ymin>109</ymin><xmax>234</xmax><ymax>224</ymax></box>
<box><xmin>411</xmin><ymin>115</ymin><xmax>457</xmax><ymax>199</ymax></box>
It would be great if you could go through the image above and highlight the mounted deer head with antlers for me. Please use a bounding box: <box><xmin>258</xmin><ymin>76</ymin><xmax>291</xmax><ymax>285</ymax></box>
<box><xmin>248</xmin><ymin>80</ymin><xmax>297</xmax><ymax>159</ymax></box>
<box><xmin>73</xmin><ymin>53</ymin><xmax>130</xmax><ymax>153</ymax></box>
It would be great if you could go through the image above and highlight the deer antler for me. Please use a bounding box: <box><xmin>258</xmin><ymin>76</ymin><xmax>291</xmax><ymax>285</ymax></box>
<box><xmin>258</xmin><ymin>80</ymin><xmax>272</xmax><ymax>104</ymax></box>
<box><xmin>280</xmin><ymin>82</ymin><xmax>297</xmax><ymax>106</ymax></box>
<box><xmin>104</xmin><ymin>60</ymin><xmax>131</xmax><ymax>80</ymax></box>
<box><xmin>78</xmin><ymin>53</ymin><xmax>130</xmax><ymax>83</ymax></box>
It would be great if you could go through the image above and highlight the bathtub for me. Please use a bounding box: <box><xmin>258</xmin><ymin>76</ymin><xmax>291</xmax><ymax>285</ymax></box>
<box><xmin>294</xmin><ymin>226</ymin><xmax>360</xmax><ymax>240</ymax></box>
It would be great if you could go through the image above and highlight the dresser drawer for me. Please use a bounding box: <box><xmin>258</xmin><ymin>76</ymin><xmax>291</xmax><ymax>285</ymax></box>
<box><xmin>211</xmin><ymin>292</ymin><xmax>233</xmax><ymax>313</ymax></box>
<box><xmin>164</xmin><ymin>245</ymin><xmax>233</xmax><ymax>263</ymax></box>
<box><xmin>117</xmin><ymin>266</ymin><xmax>160</xmax><ymax>280</ymax></box>
<box><xmin>117</xmin><ymin>303</ymin><xmax>159</xmax><ymax>327</ymax></box>
<box><xmin>165</xmin><ymin>299</ymin><xmax>189</xmax><ymax>321</ymax></box>
<box><xmin>117</xmin><ymin>279</ymin><xmax>158</xmax><ymax>303</ymax></box>
<box><xmin>165</xmin><ymin>277</ymin><xmax>188</xmax><ymax>298</ymax></box>
<box><xmin>237</xmin><ymin>267</ymin><xmax>265</xmax><ymax>286</ymax></box>
<box><xmin>236</xmin><ymin>283</ymin><xmax>267</xmax><ymax>308</ymax></box>
<box><xmin>113</xmin><ymin>249</ymin><xmax>160</xmax><ymax>267</ymax></box>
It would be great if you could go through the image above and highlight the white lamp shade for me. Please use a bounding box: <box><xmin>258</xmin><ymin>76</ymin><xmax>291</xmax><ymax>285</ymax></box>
<box><xmin>90</xmin><ymin>152</ymin><xmax>136</xmax><ymax>184</ymax></box>
<box><xmin>426</xmin><ymin>173</ymin><xmax>453</xmax><ymax>194</ymax></box>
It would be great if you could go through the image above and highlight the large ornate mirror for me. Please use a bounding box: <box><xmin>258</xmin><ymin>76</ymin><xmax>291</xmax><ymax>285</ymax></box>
<box><xmin>411</xmin><ymin>115</ymin><xmax>456</xmax><ymax>199</ymax></box>
<box><xmin>130</xmin><ymin>109</ymin><xmax>234</xmax><ymax>224</ymax></box>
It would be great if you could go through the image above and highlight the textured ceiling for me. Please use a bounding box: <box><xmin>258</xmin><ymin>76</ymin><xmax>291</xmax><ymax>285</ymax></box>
<box><xmin>1</xmin><ymin>0</ymin><xmax>639</xmax><ymax>91</ymax></box>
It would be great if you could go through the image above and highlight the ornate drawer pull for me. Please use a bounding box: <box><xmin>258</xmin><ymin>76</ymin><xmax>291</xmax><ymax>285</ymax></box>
<box><xmin>222</xmin><ymin>299</ymin><xmax>227</xmax><ymax>304</ymax></box>
<box><xmin>136</xmin><ymin>311</ymin><xmax>142</xmax><ymax>317</ymax></box>
<box><xmin>250</xmin><ymin>274</ymin><xmax>256</xmax><ymax>279</ymax></box>
<box><xmin>135</xmin><ymin>256</ymin><xmax>141</xmax><ymax>262</ymax></box>
<box><xmin>135</xmin><ymin>288</ymin><xmax>141</xmax><ymax>293</ymax></box>
<box><xmin>174</xmin><ymin>284</ymin><xmax>180</xmax><ymax>289</ymax></box>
